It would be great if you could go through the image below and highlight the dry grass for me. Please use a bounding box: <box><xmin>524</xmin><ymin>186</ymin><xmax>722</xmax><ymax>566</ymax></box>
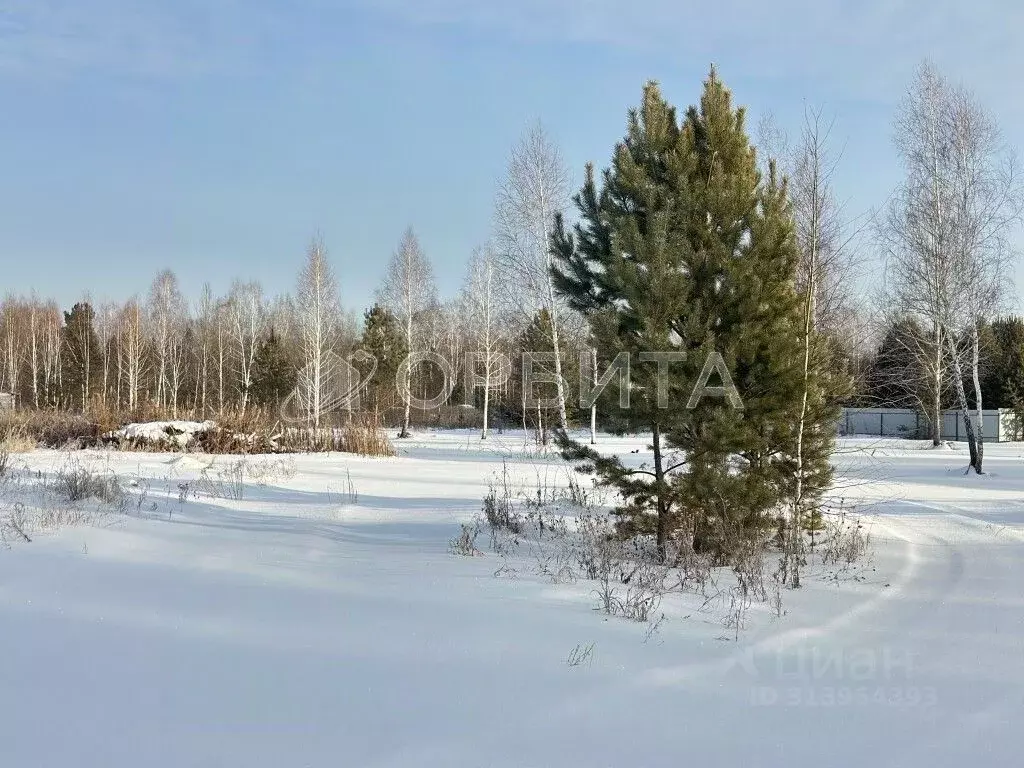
<box><xmin>0</xmin><ymin>404</ymin><xmax>396</xmax><ymax>457</ymax></box>
<box><xmin>338</xmin><ymin>420</ymin><xmax>396</xmax><ymax>457</ymax></box>
<box><xmin>0</xmin><ymin>420</ymin><xmax>35</xmax><ymax>453</ymax></box>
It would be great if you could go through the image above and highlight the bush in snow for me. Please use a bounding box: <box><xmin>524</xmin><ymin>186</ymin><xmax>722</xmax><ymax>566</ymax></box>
<box><xmin>53</xmin><ymin>457</ymin><xmax>123</xmax><ymax>504</ymax></box>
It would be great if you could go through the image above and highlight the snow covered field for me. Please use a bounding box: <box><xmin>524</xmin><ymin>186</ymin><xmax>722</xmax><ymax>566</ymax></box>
<box><xmin>1</xmin><ymin>432</ymin><xmax>1022</xmax><ymax>768</ymax></box>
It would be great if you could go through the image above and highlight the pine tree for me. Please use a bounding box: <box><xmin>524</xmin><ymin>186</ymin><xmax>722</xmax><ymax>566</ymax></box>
<box><xmin>553</xmin><ymin>70</ymin><xmax>844</xmax><ymax>562</ymax></box>
<box><xmin>983</xmin><ymin>316</ymin><xmax>1024</xmax><ymax>438</ymax></box>
<box><xmin>551</xmin><ymin>80</ymin><xmax>696</xmax><ymax>554</ymax></box>
<box><xmin>251</xmin><ymin>329</ymin><xmax>297</xmax><ymax>408</ymax></box>
<box><xmin>516</xmin><ymin>308</ymin><xmax>581</xmax><ymax>443</ymax></box>
<box><xmin>359</xmin><ymin>304</ymin><xmax>408</xmax><ymax>416</ymax></box>
<box><xmin>60</xmin><ymin>301</ymin><xmax>101</xmax><ymax>410</ymax></box>
<box><xmin>983</xmin><ymin>317</ymin><xmax>1024</xmax><ymax>408</ymax></box>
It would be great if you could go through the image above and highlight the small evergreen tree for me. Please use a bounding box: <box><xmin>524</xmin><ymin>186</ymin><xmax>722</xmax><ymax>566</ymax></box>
<box><xmin>515</xmin><ymin>308</ymin><xmax>583</xmax><ymax>442</ymax></box>
<box><xmin>60</xmin><ymin>301</ymin><xmax>101</xmax><ymax>410</ymax></box>
<box><xmin>983</xmin><ymin>316</ymin><xmax>1024</xmax><ymax>438</ymax></box>
<box><xmin>359</xmin><ymin>304</ymin><xmax>408</xmax><ymax>417</ymax></box>
<box><xmin>251</xmin><ymin>329</ymin><xmax>297</xmax><ymax>408</ymax></box>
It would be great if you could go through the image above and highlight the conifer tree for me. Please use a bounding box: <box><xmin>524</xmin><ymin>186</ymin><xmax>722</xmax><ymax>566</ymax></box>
<box><xmin>517</xmin><ymin>308</ymin><xmax>582</xmax><ymax>443</ymax></box>
<box><xmin>553</xmin><ymin>70</ymin><xmax>845</xmax><ymax>563</ymax></box>
<box><xmin>359</xmin><ymin>304</ymin><xmax>408</xmax><ymax>416</ymax></box>
<box><xmin>61</xmin><ymin>301</ymin><xmax>101</xmax><ymax>410</ymax></box>
<box><xmin>251</xmin><ymin>329</ymin><xmax>298</xmax><ymax>408</ymax></box>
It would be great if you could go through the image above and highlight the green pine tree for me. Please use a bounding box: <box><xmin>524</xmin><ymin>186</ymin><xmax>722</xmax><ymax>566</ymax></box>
<box><xmin>359</xmin><ymin>304</ymin><xmax>408</xmax><ymax>416</ymax></box>
<box><xmin>515</xmin><ymin>308</ymin><xmax>583</xmax><ymax>441</ymax></box>
<box><xmin>984</xmin><ymin>316</ymin><xmax>1024</xmax><ymax>437</ymax></box>
<box><xmin>251</xmin><ymin>329</ymin><xmax>298</xmax><ymax>408</ymax></box>
<box><xmin>552</xmin><ymin>70</ymin><xmax>844</xmax><ymax>562</ymax></box>
<box><xmin>60</xmin><ymin>302</ymin><xmax>101</xmax><ymax>410</ymax></box>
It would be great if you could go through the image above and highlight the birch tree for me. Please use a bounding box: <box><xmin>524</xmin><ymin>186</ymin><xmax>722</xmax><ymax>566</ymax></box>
<box><xmin>462</xmin><ymin>245</ymin><xmax>507</xmax><ymax>439</ymax></box>
<box><xmin>117</xmin><ymin>299</ymin><xmax>146</xmax><ymax>411</ymax></box>
<box><xmin>881</xmin><ymin>61</ymin><xmax>1020</xmax><ymax>469</ymax></box>
<box><xmin>40</xmin><ymin>301</ymin><xmax>62</xmax><ymax>407</ymax></box>
<box><xmin>378</xmin><ymin>228</ymin><xmax>436</xmax><ymax>438</ymax></box>
<box><xmin>148</xmin><ymin>270</ymin><xmax>185</xmax><ymax>411</ymax></box>
<box><xmin>194</xmin><ymin>285</ymin><xmax>215</xmax><ymax>414</ymax></box>
<box><xmin>942</xmin><ymin>84</ymin><xmax>1021</xmax><ymax>472</ymax></box>
<box><xmin>227</xmin><ymin>281</ymin><xmax>266</xmax><ymax>414</ymax></box>
<box><xmin>0</xmin><ymin>297</ymin><xmax>26</xmax><ymax>398</ymax></box>
<box><xmin>213</xmin><ymin>296</ymin><xmax>232</xmax><ymax>414</ymax></box>
<box><xmin>296</xmin><ymin>237</ymin><xmax>340</xmax><ymax>428</ymax></box>
<box><xmin>881</xmin><ymin>62</ymin><xmax>959</xmax><ymax>448</ymax></box>
<box><xmin>28</xmin><ymin>298</ymin><xmax>42</xmax><ymax>408</ymax></box>
<box><xmin>786</xmin><ymin>108</ymin><xmax>854</xmax><ymax>587</ymax></box>
<box><xmin>494</xmin><ymin>122</ymin><xmax>572</xmax><ymax>430</ymax></box>
<box><xmin>95</xmin><ymin>303</ymin><xmax>117</xmax><ymax>406</ymax></box>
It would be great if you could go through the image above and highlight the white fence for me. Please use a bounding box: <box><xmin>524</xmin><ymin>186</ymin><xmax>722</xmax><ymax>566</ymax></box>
<box><xmin>840</xmin><ymin>408</ymin><xmax>1022</xmax><ymax>443</ymax></box>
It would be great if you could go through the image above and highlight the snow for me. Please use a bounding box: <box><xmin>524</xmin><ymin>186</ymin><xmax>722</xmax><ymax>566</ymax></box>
<box><xmin>1</xmin><ymin>433</ymin><xmax>1023</xmax><ymax>767</ymax></box>
<box><xmin>106</xmin><ymin>420</ymin><xmax>217</xmax><ymax>448</ymax></box>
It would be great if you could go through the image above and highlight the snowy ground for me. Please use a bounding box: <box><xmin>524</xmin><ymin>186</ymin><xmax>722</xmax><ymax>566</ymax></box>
<box><xmin>1</xmin><ymin>432</ymin><xmax>1022</xmax><ymax>768</ymax></box>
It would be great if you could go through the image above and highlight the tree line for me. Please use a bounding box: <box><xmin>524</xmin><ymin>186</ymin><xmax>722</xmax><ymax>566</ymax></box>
<box><xmin>0</xmin><ymin>61</ymin><xmax>1021</xmax><ymax>475</ymax></box>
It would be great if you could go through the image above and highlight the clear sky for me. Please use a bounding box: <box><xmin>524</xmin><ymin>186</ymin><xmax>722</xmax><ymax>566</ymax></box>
<box><xmin>1</xmin><ymin>0</ymin><xmax>1022</xmax><ymax>313</ymax></box>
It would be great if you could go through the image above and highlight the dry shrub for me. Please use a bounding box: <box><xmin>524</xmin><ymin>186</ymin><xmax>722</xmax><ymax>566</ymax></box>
<box><xmin>53</xmin><ymin>458</ymin><xmax>123</xmax><ymax>503</ymax></box>
<box><xmin>0</xmin><ymin>419</ymin><xmax>35</xmax><ymax>453</ymax></box>
<box><xmin>194</xmin><ymin>407</ymin><xmax>279</xmax><ymax>454</ymax></box>
<box><xmin>276</xmin><ymin>417</ymin><xmax>395</xmax><ymax>457</ymax></box>
<box><xmin>449</xmin><ymin>520</ymin><xmax>482</xmax><ymax>556</ymax></box>
<box><xmin>24</xmin><ymin>411</ymin><xmax>101</xmax><ymax>448</ymax></box>
<box><xmin>1</xmin><ymin>402</ymin><xmax>396</xmax><ymax>456</ymax></box>
<box><xmin>819</xmin><ymin>507</ymin><xmax>871</xmax><ymax>568</ymax></box>
<box><xmin>200</xmin><ymin>411</ymin><xmax>394</xmax><ymax>457</ymax></box>
<box><xmin>1</xmin><ymin>502</ymin><xmax>32</xmax><ymax>544</ymax></box>
<box><xmin>338</xmin><ymin>420</ymin><xmax>396</xmax><ymax>457</ymax></box>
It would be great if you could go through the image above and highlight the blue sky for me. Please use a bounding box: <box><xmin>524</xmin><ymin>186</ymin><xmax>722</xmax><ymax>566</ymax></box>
<box><xmin>1</xmin><ymin>0</ymin><xmax>1023</xmax><ymax>312</ymax></box>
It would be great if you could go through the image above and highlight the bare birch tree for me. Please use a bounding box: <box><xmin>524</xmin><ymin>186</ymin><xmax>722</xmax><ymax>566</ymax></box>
<box><xmin>942</xmin><ymin>84</ymin><xmax>1021</xmax><ymax>472</ymax></box>
<box><xmin>462</xmin><ymin>245</ymin><xmax>507</xmax><ymax>439</ymax></box>
<box><xmin>193</xmin><ymin>285</ymin><xmax>215</xmax><ymax>414</ymax></box>
<box><xmin>28</xmin><ymin>297</ymin><xmax>42</xmax><ymax>408</ymax></box>
<box><xmin>494</xmin><ymin>122</ymin><xmax>572</xmax><ymax>430</ymax></box>
<box><xmin>880</xmin><ymin>62</ymin><xmax>959</xmax><ymax>448</ymax></box>
<box><xmin>227</xmin><ymin>281</ymin><xmax>266</xmax><ymax>415</ymax></box>
<box><xmin>296</xmin><ymin>237</ymin><xmax>340</xmax><ymax>428</ymax></box>
<box><xmin>117</xmin><ymin>299</ymin><xmax>146</xmax><ymax>411</ymax></box>
<box><xmin>213</xmin><ymin>296</ymin><xmax>231</xmax><ymax>414</ymax></box>
<box><xmin>787</xmin><ymin>108</ymin><xmax>862</xmax><ymax>586</ymax></box>
<box><xmin>40</xmin><ymin>301</ymin><xmax>61</xmax><ymax>407</ymax></box>
<box><xmin>0</xmin><ymin>297</ymin><xmax>26</xmax><ymax>398</ymax></box>
<box><xmin>881</xmin><ymin>61</ymin><xmax>1020</xmax><ymax>469</ymax></box>
<box><xmin>148</xmin><ymin>270</ymin><xmax>185</xmax><ymax>411</ymax></box>
<box><xmin>378</xmin><ymin>228</ymin><xmax>436</xmax><ymax>438</ymax></box>
<box><xmin>95</xmin><ymin>303</ymin><xmax>117</xmax><ymax>406</ymax></box>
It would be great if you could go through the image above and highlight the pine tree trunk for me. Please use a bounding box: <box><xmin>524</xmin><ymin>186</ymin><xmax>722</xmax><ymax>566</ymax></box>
<box><xmin>652</xmin><ymin>421</ymin><xmax>669</xmax><ymax>563</ymax></box>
